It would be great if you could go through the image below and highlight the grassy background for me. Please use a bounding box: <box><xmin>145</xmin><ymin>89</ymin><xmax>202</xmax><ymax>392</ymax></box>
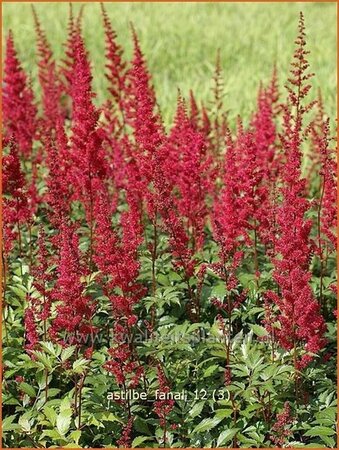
<box><xmin>2</xmin><ymin>2</ymin><xmax>337</xmax><ymax>125</ymax></box>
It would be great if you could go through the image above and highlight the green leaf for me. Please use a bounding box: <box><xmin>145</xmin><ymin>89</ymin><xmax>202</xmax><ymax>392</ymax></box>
<box><xmin>2</xmin><ymin>415</ymin><xmax>20</xmax><ymax>432</ymax></box>
<box><xmin>188</xmin><ymin>401</ymin><xmax>205</xmax><ymax>419</ymax></box>
<box><xmin>210</xmin><ymin>283</ymin><xmax>227</xmax><ymax>299</ymax></box>
<box><xmin>215</xmin><ymin>408</ymin><xmax>233</xmax><ymax>419</ymax></box>
<box><xmin>44</xmin><ymin>406</ymin><xmax>57</xmax><ymax>426</ymax></box>
<box><xmin>132</xmin><ymin>436</ymin><xmax>152</xmax><ymax>447</ymax></box>
<box><xmin>61</xmin><ymin>346</ymin><xmax>76</xmax><ymax>362</ymax></box>
<box><xmin>318</xmin><ymin>434</ymin><xmax>335</xmax><ymax>447</ymax></box>
<box><xmin>191</xmin><ymin>417</ymin><xmax>221</xmax><ymax>434</ymax></box>
<box><xmin>249</xmin><ymin>324</ymin><xmax>268</xmax><ymax>337</ymax></box>
<box><xmin>217</xmin><ymin>428</ymin><xmax>240</xmax><ymax>447</ymax></box>
<box><xmin>203</xmin><ymin>364</ymin><xmax>220</xmax><ymax>378</ymax></box>
<box><xmin>72</xmin><ymin>358</ymin><xmax>89</xmax><ymax>374</ymax></box>
<box><xmin>56</xmin><ymin>408</ymin><xmax>72</xmax><ymax>435</ymax></box>
<box><xmin>304</xmin><ymin>426</ymin><xmax>335</xmax><ymax>437</ymax></box>
<box><xmin>18</xmin><ymin>413</ymin><xmax>31</xmax><ymax>432</ymax></box>
<box><xmin>19</xmin><ymin>382</ymin><xmax>36</xmax><ymax>397</ymax></box>
<box><xmin>69</xmin><ymin>430</ymin><xmax>82</xmax><ymax>445</ymax></box>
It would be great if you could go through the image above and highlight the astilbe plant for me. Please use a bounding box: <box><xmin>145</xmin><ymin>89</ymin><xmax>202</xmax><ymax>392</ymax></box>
<box><xmin>265</xmin><ymin>12</ymin><xmax>326</xmax><ymax>370</ymax></box>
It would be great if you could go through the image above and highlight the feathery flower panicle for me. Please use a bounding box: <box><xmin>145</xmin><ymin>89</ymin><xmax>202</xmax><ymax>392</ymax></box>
<box><xmin>249</xmin><ymin>83</ymin><xmax>280</xmax><ymax>252</ymax></box>
<box><xmin>164</xmin><ymin>95</ymin><xmax>213</xmax><ymax>250</ymax></box>
<box><xmin>266</xmin><ymin>12</ymin><xmax>326</xmax><ymax>368</ymax></box>
<box><xmin>101</xmin><ymin>3</ymin><xmax>127</xmax><ymax>119</ymax></box>
<box><xmin>3</xmin><ymin>31</ymin><xmax>37</xmax><ymax>159</ymax></box>
<box><xmin>213</xmin><ymin>129</ymin><xmax>250</xmax><ymax>267</ymax></box>
<box><xmin>308</xmin><ymin>98</ymin><xmax>337</xmax><ymax>250</ymax></box>
<box><xmin>270</xmin><ymin>402</ymin><xmax>293</xmax><ymax>446</ymax></box>
<box><xmin>50</xmin><ymin>222</ymin><xmax>96</xmax><ymax>346</ymax></box>
<box><xmin>32</xmin><ymin>6</ymin><xmax>61</xmax><ymax>129</ymax></box>
<box><xmin>154</xmin><ymin>365</ymin><xmax>175</xmax><ymax>431</ymax></box>
<box><xmin>116</xmin><ymin>417</ymin><xmax>133</xmax><ymax>448</ymax></box>
<box><xmin>209</xmin><ymin>49</ymin><xmax>228</xmax><ymax>159</ymax></box>
<box><xmin>32</xmin><ymin>229</ymin><xmax>54</xmax><ymax>321</ymax></box>
<box><xmin>44</xmin><ymin>119</ymin><xmax>72</xmax><ymax>231</ymax></box>
<box><xmin>126</xmin><ymin>26</ymin><xmax>163</xmax><ymax>188</ymax></box>
<box><xmin>153</xmin><ymin>142</ymin><xmax>197</xmax><ymax>278</ymax></box>
<box><xmin>25</xmin><ymin>229</ymin><xmax>54</xmax><ymax>351</ymax></box>
<box><xmin>24</xmin><ymin>305</ymin><xmax>39</xmax><ymax>351</ymax></box>
<box><xmin>189</xmin><ymin>89</ymin><xmax>200</xmax><ymax>130</ymax></box>
<box><xmin>2</xmin><ymin>142</ymin><xmax>31</xmax><ymax>254</ymax></box>
<box><xmin>68</xmin><ymin>30</ymin><xmax>107</xmax><ymax>227</ymax></box>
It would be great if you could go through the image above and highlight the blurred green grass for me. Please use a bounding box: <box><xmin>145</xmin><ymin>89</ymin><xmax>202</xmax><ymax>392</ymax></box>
<box><xmin>2</xmin><ymin>2</ymin><xmax>337</xmax><ymax>125</ymax></box>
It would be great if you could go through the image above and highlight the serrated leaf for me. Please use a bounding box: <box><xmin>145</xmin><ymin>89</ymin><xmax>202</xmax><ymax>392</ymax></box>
<box><xmin>2</xmin><ymin>415</ymin><xmax>20</xmax><ymax>432</ymax></box>
<box><xmin>132</xmin><ymin>436</ymin><xmax>152</xmax><ymax>447</ymax></box>
<box><xmin>72</xmin><ymin>358</ymin><xmax>89</xmax><ymax>374</ymax></box>
<box><xmin>61</xmin><ymin>346</ymin><xmax>76</xmax><ymax>362</ymax></box>
<box><xmin>191</xmin><ymin>416</ymin><xmax>221</xmax><ymax>434</ymax></box>
<box><xmin>304</xmin><ymin>426</ymin><xmax>335</xmax><ymax>437</ymax></box>
<box><xmin>19</xmin><ymin>382</ymin><xmax>36</xmax><ymax>397</ymax></box>
<box><xmin>217</xmin><ymin>428</ymin><xmax>240</xmax><ymax>447</ymax></box>
<box><xmin>56</xmin><ymin>408</ymin><xmax>72</xmax><ymax>435</ymax></box>
<box><xmin>44</xmin><ymin>406</ymin><xmax>57</xmax><ymax>426</ymax></box>
<box><xmin>188</xmin><ymin>401</ymin><xmax>205</xmax><ymax>419</ymax></box>
<box><xmin>249</xmin><ymin>324</ymin><xmax>268</xmax><ymax>337</ymax></box>
<box><xmin>203</xmin><ymin>364</ymin><xmax>220</xmax><ymax>378</ymax></box>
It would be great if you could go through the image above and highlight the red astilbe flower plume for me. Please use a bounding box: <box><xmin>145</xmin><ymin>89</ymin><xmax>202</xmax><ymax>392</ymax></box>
<box><xmin>163</xmin><ymin>95</ymin><xmax>213</xmax><ymax>251</ymax></box>
<box><xmin>319</xmin><ymin>121</ymin><xmax>337</xmax><ymax>250</ymax></box>
<box><xmin>270</xmin><ymin>402</ymin><xmax>294</xmax><ymax>447</ymax></box>
<box><xmin>2</xmin><ymin>142</ymin><xmax>31</xmax><ymax>255</ymax></box>
<box><xmin>126</xmin><ymin>26</ymin><xmax>164</xmax><ymax>194</ymax></box>
<box><xmin>95</xmin><ymin>189</ymin><xmax>146</xmax><ymax>395</ymax></box>
<box><xmin>154</xmin><ymin>364</ymin><xmax>175</xmax><ymax>438</ymax></box>
<box><xmin>189</xmin><ymin>89</ymin><xmax>200</xmax><ymax>131</ymax></box>
<box><xmin>32</xmin><ymin>5</ymin><xmax>61</xmax><ymax>130</ymax></box>
<box><xmin>153</xmin><ymin>142</ymin><xmax>197</xmax><ymax>279</ymax></box>
<box><xmin>116</xmin><ymin>416</ymin><xmax>133</xmax><ymax>448</ymax></box>
<box><xmin>93</xmin><ymin>188</ymin><xmax>145</xmax><ymax>316</ymax></box>
<box><xmin>50</xmin><ymin>222</ymin><xmax>96</xmax><ymax>347</ymax></box>
<box><xmin>24</xmin><ymin>305</ymin><xmax>39</xmax><ymax>351</ymax></box>
<box><xmin>3</xmin><ymin>31</ymin><xmax>37</xmax><ymax>159</ymax></box>
<box><xmin>25</xmin><ymin>228</ymin><xmax>54</xmax><ymax>350</ymax></box>
<box><xmin>266</xmin><ymin>12</ymin><xmax>326</xmax><ymax>369</ymax></box>
<box><xmin>100</xmin><ymin>3</ymin><xmax>127</xmax><ymax>123</ymax></box>
<box><xmin>44</xmin><ymin>119</ymin><xmax>72</xmax><ymax>232</ymax></box>
<box><xmin>213</xmin><ymin>129</ymin><xmax>250</xmax><ymax>276</ymax></box>
<box><xmin>68</xmin><ymin>29</ymin><xmax>108</xmax><ymax>258</ymax></box>
<box><xmin>308</xmin><ymin>98</ymin><xmax>337</xmax><ymax>251</ymax></box>
<box><xmin>209</xmin><ymin>49</ymin><xmax>228</xmax><ymax>161</ymax></box>
<box><xmin>243</xmin><ymin>82</ymin><xmax>280</xmax><ymax>258</ymax></box>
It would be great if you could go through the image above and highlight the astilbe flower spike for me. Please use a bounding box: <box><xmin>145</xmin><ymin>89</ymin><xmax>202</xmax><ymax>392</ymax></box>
<box><xmin>126</xmin><ymin>25</ymin><xmax>163</xmax><ymax>194</ymax></box>
<box><xmin>270</xmin><ymin>402</ymin><xmax>294</xmax><ymax>447</ymax></box>
<box><xmin>154</xmin><ymin>364</ymin><xmax>175</xmax><ymax>445</ymax></box>
<box><xmin>50</xmin><ymin>222</ymin><xmax>96</xmax><ymax>347</ymax></box>
<box><xmin>94</xmin><ymin>187</ymin><xmax>146</xmax><ymax>393</ymax></box>
<box><xmin>2</xmin><ymin>142</ymin><xmax>31</xmax><ymax>255</ymax></box>
<box><xmin>32</xmin><ymin>5</ymin><xmax>61</xmax><ymax>130</ymax></box>
<box><xmin>3</xmin><ymin>31</ymin><xmax>37</xmax><ymax>159</ymax></box>
<box><xmin>100</xmin><ymin>3</ymin><xmax>127</xmax><ymax>122</ymax></box>
<box><xmin>266</xmin><ymin>12</ymin><xmax>326</xmax><ymax>369</ymax></box>
<box><xmin>44</xmin><ymin>119</ymin><xmax>72</xmax><ymax>232</ymax></box>
<box><xmin>25</xmin><ymin>228</ymin><xmax>54</xmax><ymax>350</ymax></box>
<box><xmin>162</xmin><ymin>95</ymin><xmax>213</xmax><ymax>251</ymax></box>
